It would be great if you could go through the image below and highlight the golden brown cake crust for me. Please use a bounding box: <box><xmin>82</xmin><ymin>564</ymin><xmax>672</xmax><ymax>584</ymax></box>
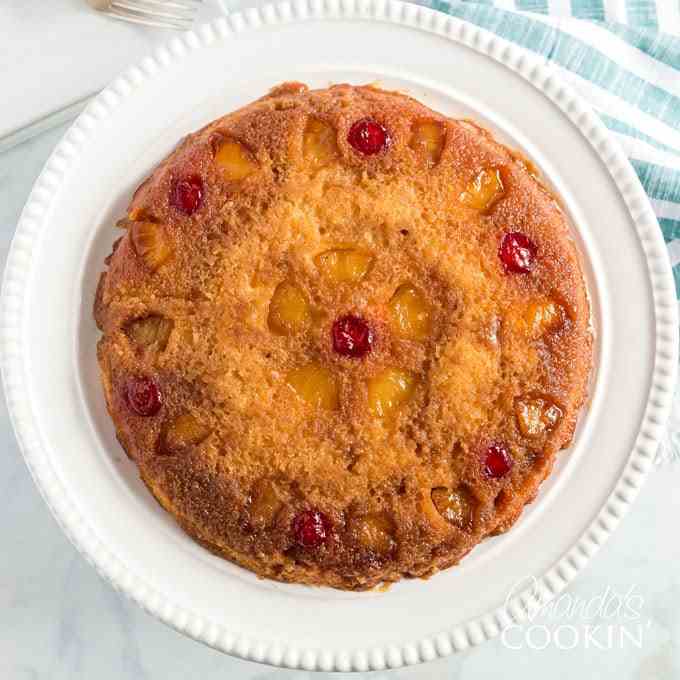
<box><xmin>94</xmin><ymin>83</ymin><xmax>592</xmax><ymax>590</ymax></box>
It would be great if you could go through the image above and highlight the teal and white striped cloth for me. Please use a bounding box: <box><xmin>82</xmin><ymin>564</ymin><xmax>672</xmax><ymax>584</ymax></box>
<box><xmin>414</xmin><ymin>0</ymin><xmax>680</xmax><ymax>311</ymax></box>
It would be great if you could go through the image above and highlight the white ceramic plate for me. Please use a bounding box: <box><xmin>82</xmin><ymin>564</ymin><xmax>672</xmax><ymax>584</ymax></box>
<box><xmin>2</xmin><ymin>0</ymin><xmax>677</xmax><ymax>671</ymax></box>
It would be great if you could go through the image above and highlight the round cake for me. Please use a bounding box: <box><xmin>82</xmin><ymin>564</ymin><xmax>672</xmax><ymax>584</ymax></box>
<box><xmin>94</xmin><ymin>83</ymin><xmax>592</xmax><ymax>590</ymax></box>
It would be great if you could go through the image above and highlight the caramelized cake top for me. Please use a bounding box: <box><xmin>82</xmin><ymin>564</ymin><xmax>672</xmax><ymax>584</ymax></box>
<box><xmin>95</xmin><ymin>83</ymin><xmax>591</xmax><ymax>590</ymax></box>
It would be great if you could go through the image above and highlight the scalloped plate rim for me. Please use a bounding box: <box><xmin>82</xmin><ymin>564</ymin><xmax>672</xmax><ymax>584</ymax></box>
<box><xmin>1</xmin><ymin>0</ymin><xmax>678</xmax><ymax>671</ymax></box>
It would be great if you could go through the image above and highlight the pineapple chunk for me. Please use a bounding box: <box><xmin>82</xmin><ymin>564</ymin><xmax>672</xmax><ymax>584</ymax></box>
<box><xmin>214</xmin><ymin>139</ymin><xmax>258</xmax><ymax>181</ymax></box>
<box><xmin>268</xmin><ymin>282</ymin><xmax>311</xmax><ymax>335</ymax></box>
<box><xmin>507</xmin><ymin>300</ymin><xmax>565</xmax><ymax>339</ymax></box>
<box><xmin>127</xmin><ymin>207</ymin><xmax>153</xmax><ymax>222</ymax></box>
<box><xmin>410</xmin><ymin>120</ymin><xmax>445</xmax><ymax>165</ymax></box>
<box><xmin>303</xmin><ymin>118</ymin><xmax>338</xmax><ymax>169</ymax></box>
<box><xmin>367</xmin><ymin>368</ymin><xmax>417</xmax><ymax>418</ymax></box>
<box><xmin>126</xmin><ymin>315</ymin><xmax>173</xmax><ymax>352</ymax></box>
<box><xmin>524</xmin><ymin>300</ymin><xmax>565</xmax><ymax>338</ymax></box>
<box><xmin>351</xmin><ymin>513</ymin><xmax>395</xmax><ymax>553</ymax></box>
<box><xmin>163</xmin><ymin>413</ymin><xmax>209</xmax><ymax>452</ymax></box>
<box><xmin>458</xmin><ymin>168</ymin><xmax>504</xmax><ymax>212</ymax></box>
<box><xmin>130</xmin><ymin>222</ymin><xmax>173</xmax><ymax>271</ymax></box>
<box><xmin>430</xmin><ymin>486</ymin><xmax>474</xmax><ymax>529</ymax></box>
<box><xmin>314</xmin><ymin>247</ymin><xmax>373</xmax><ymax>284</ymax></box>
<box><xmin>388</xmin><ymin>283</ymin><xmax>431</xmax><ymax>340</ymax></box>
<box><xmin>249</xmin><ymin>479</ymin><xmax>283</xmax><ymax>526</ymax></box>
<box><xmin>286</xmin><ymin>364</ymin><xmax>338</xmax><ymax>410</ymax></box>
<box><xmin>515</xmin><ymin>396</ymin><xmax>562</xmax><ymax>437</ymax></box>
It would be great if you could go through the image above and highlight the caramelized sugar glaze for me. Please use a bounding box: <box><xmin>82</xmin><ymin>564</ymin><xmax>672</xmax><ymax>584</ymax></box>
<box><xmin>95</xmin><ymin>84</ymin><xmax>592</xmax><ymax>589</ymax></box>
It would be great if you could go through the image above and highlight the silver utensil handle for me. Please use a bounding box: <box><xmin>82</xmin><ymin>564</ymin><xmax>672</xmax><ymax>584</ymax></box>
<box><xmin>0</xmin><ymin>91</ymin><xmax>98</xmax><ymax>154</ymax></box>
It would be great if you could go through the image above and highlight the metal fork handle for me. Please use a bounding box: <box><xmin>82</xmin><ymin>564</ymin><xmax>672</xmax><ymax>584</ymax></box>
<box><xmin>0</xmin><ymin>92</ymin><xmax>97</xmax><ymax>155</ymax></box>
<box><xmin>101</xmin><ymin>7</ymin><xmax>191</xmax><ymax>29</ymax></box>
<box><xmin>86</xmin><ymin>0</ymin><xmax>200</xmax><ymax>30</ymax></box>
<box><xmin>3</xmin><ymin>0</ymin><xmax>207</xmax><ymax>152</ymax></box>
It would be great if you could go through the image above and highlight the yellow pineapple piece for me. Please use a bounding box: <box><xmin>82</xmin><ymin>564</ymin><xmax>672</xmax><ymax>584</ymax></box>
<box><xmin>163</xmin><ymin>413</ymin><xmax>209</xmax><ymax>453</ymax></box>
<box><xmin>249</xmin><ymin>479</ymin><xmax>283</xmax><ymax>526</ymax></box>
<box><xmin>458</xmin><ymin>168</ymin><xmax>504</xmax><ymax>212</ymax></box>
<box><xmin>351</xmin><ymin>513</ymin><xmax>395</xmax><ymax>554</ymax></box>
<box><xmin>420</xmin><ymin>489</ymin><xmax>448</xmax><ymax>529</ymax></box>
<box><xmin>314</xmin><ymin>247</ymin><xmax>373</xmax><ymax>284</ymax></box>
<box><xmin>367</xmin><ymin>368</ymin><xmax>417</xmax><ymax>418</ymax></box>
<box><xmin>268</xmin><ymin>282</ymin><xmax>311</xmax><ymax>335</ymax></box>
<box><xmin>519</xmin><ymin>156</ymin><xmax>540</xmax><ymax>178</ymax></box>
<box><xmin>507</xmin><ymin>300</ymin><xmax>566</xmax><ymax>339</ymax></box>
<box><xmin>410</xmin><ymin>120</ymin><xmax>445</xmax><ymax>165</ymax></box>
<box><xmin>524</xmin><ymin>300</ymin><xmax>565</xmax><ymax>337</ymax></box>
<box><xmin>303</xmin><ymin>118</ymin><xmax>338</xmax><ymax>169</ymax></box>
<box><xmin>126</xmin><ymin>315</ymin><xmax>173</xmax><ymax>352</ymax></box>
<box><xmin>130</xmin><ymin>222</ymin><xmax>173</xmax><ymax>271</ymax></box>
<box><xmin>388</xmin><ymin>283</ymin><xmax>431</xmax><ymax>340</ymax></box>
<box><xmin>515</xmin><ymin>396</ymin><xmax>563</xmax><ymax>437</ymax></box>
<box><xmin>286</xmin><ymin>364</ymin><xmax>338</xmax><ymax>410</ymax></box>
<box><xmin>430</xmin><ymin>486</ymin><xmax>474</xmax><ymax>530</ymax></box>
<box><xmin>116</xmin><ymin>218</ymin><xmax>133</xmax><ymax>230</ymax></box>
<box><xmin>214</xmin><ymin>139</ymin><xmax>258</xmax><ymax>181</ymax></box>
<box><xmin>127</xmin><ymin>207</ymin><xmax>153</xmax><ymax>222</ymax></box>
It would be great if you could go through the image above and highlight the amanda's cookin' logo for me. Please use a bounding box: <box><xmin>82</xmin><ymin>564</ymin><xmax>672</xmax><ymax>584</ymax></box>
<box><xmin>501</xmin><ymin>576</ymin><xmax>651</xmax><ymax>650</ymax></box>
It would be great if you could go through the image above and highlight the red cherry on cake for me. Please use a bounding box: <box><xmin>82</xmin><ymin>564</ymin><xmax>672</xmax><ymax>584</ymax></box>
<box><xmin>170</xmin><ymin>175</ymin><xmax>204</xmax><ymax>215</ymax></box>
<box><xmin>125</xmin><ymin>376</ymin><xmax>162</xmax><ymax>417</ymax></box>
<box><xmin>499</xmin><ymin>232</ymin><xmax>537</xmax><ymax>274</ymax></box>
<box><xmin>483</xmin><ymin>443</ymin><xmax>513</xmax><ymax>479</ymax></box>
<box><xmin>332</xmin><ymin>314</ymin><xmax>374</xmax><ymax>358</ymax></box>
<box><xmin>293</xmin><ymin>509</ymin><xmax>331</xmax><ymax>548</ymax></box>
<box><xmin>348</xmin><ymin>118</ymin><xmax>390</xmax><ymax>156</ymax></box>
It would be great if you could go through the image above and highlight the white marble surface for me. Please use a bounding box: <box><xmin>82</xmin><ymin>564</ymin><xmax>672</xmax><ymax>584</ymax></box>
<box><xmin>2</xmin><ymin>6</ymin><xmax>680</xmax><ymax>678</ymax></box>
<box><xmin>0</xmin><ymin>0</ymin><xmax>227</xmax><ymax>139</ymax></box>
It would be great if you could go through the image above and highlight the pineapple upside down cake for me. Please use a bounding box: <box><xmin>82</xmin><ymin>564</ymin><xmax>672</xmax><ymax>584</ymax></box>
<box><xmin>94</xmin><ymin>83</ymin><xmax>592</xmax><ymax>590</ymax></box>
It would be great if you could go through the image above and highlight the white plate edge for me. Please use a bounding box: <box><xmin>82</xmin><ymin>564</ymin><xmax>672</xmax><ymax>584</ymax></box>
<box><xmin>1</xmin><ymin>0</ymin><xmax>678</xmax><ymax>671</ymax></box>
